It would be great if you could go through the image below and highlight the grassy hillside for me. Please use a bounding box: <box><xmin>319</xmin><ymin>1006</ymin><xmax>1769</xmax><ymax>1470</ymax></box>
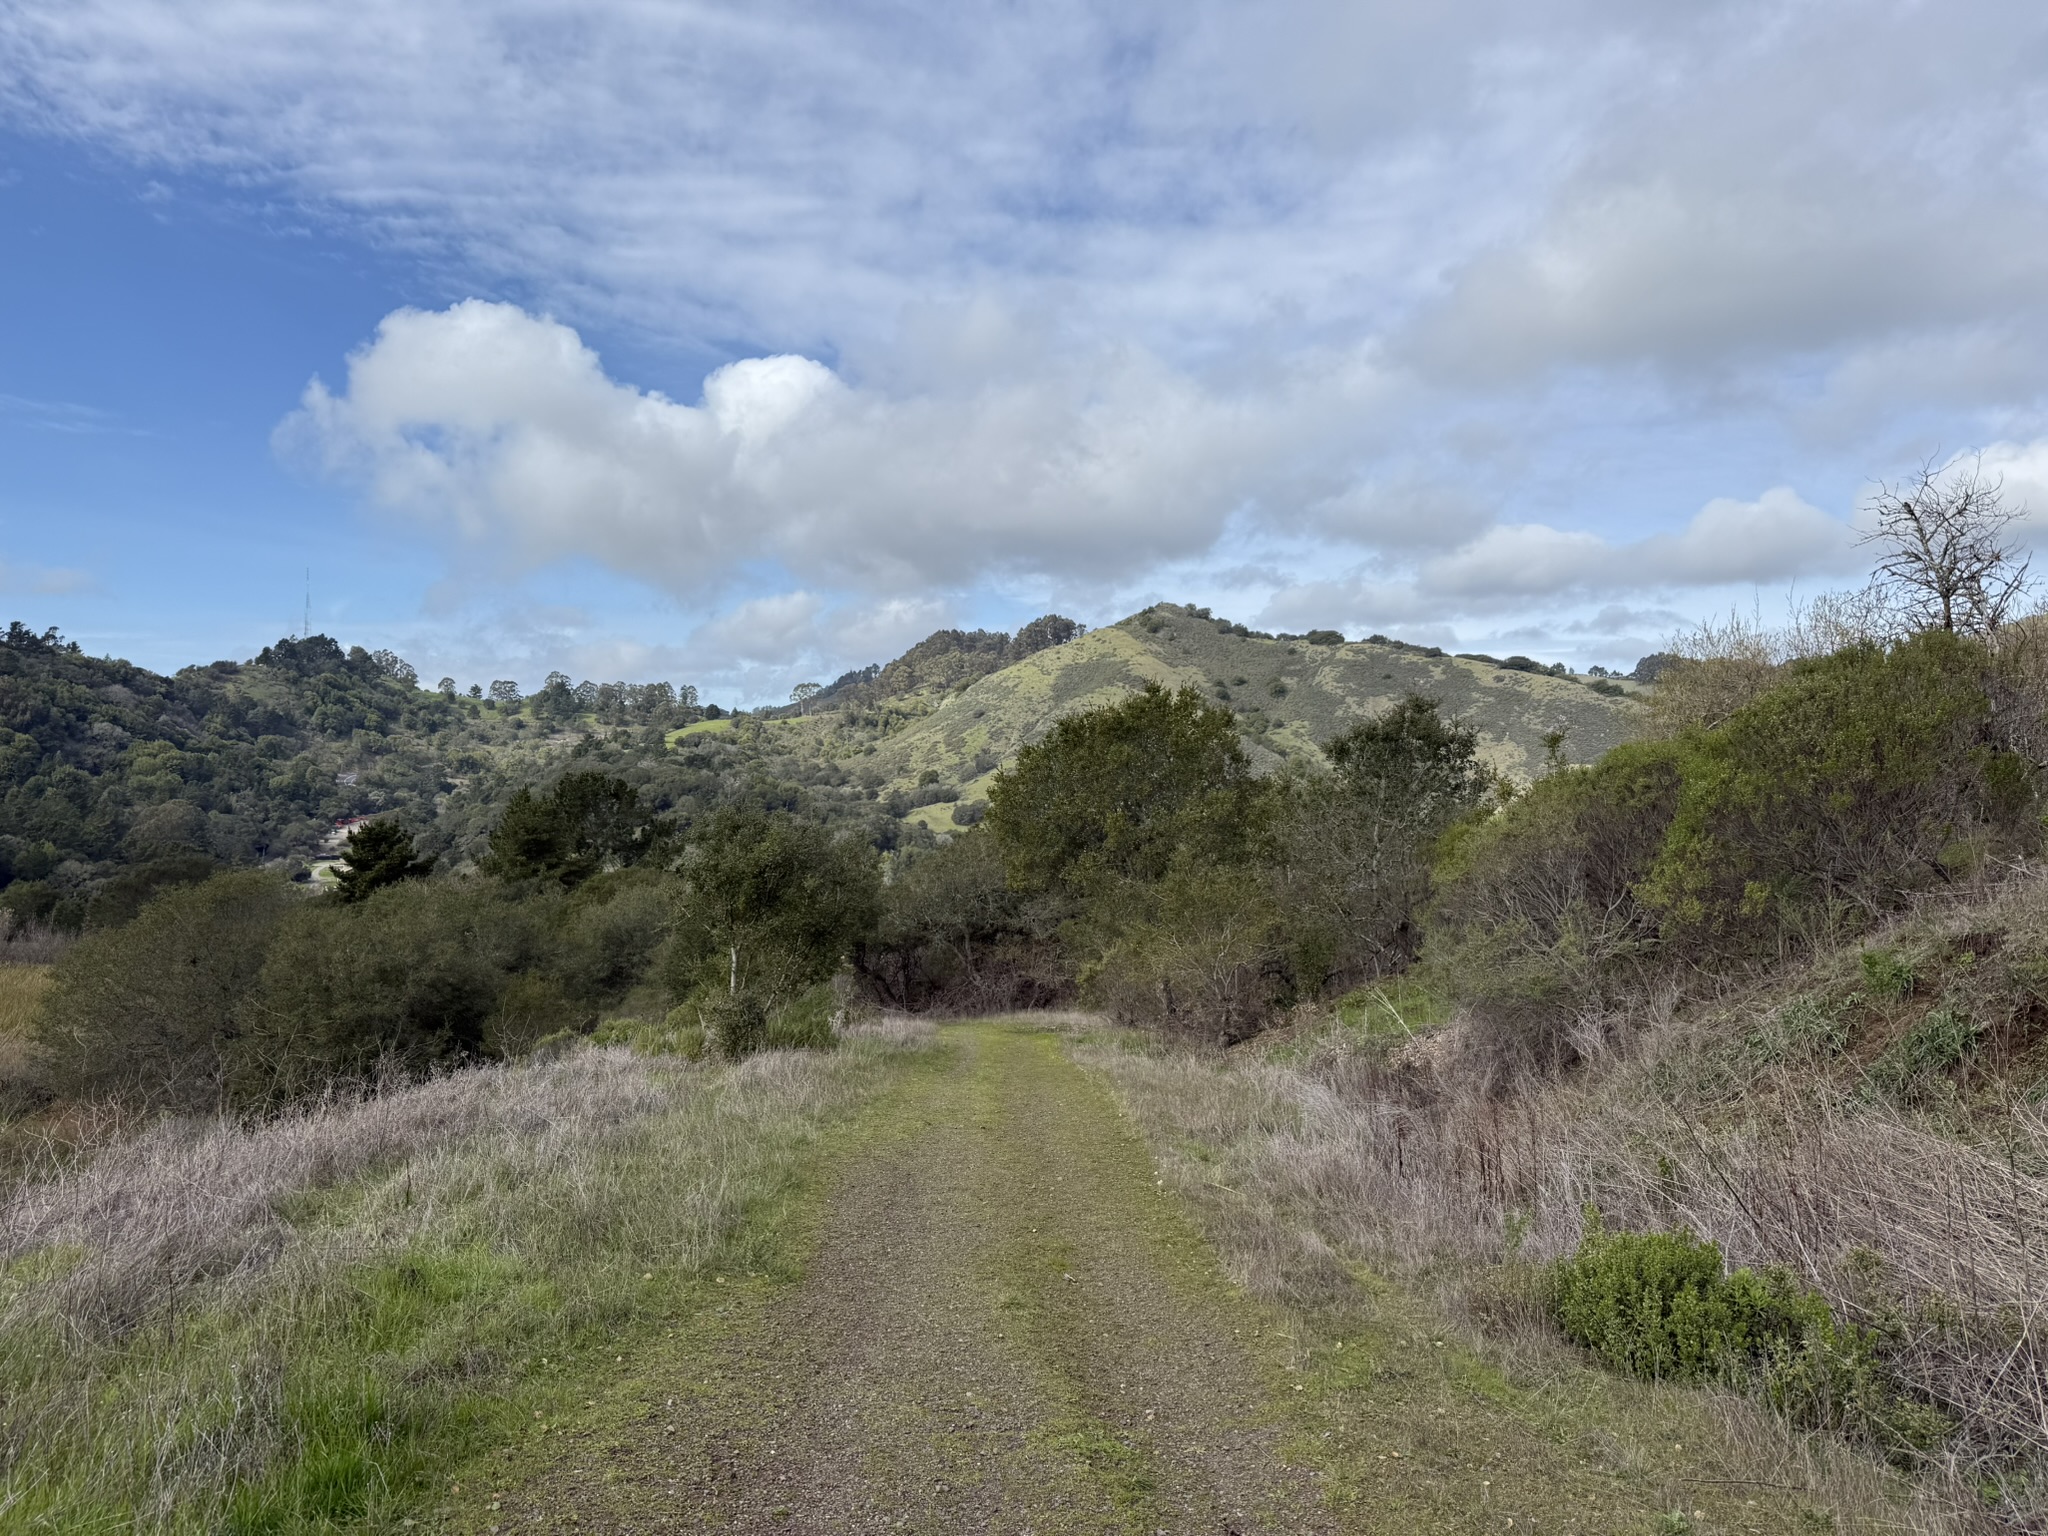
<box><xmin>851</xmin><ymin>604</ymin><xmax>1641</xmax><ymax>819</ymax></box>
<box><xmin>0</xmin><ymin>603</ymin><xmax>1644</xmax><ymax>915</ymax></box>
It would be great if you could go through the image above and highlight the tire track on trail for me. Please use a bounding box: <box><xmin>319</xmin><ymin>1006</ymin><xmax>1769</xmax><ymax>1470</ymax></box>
<box><xmin>494</xmin><ymin>1024</ymin><xmax>1338</xmax><ymax>1534</ymax></box>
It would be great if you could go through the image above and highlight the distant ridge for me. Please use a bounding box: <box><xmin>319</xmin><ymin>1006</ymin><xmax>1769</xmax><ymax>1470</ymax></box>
<box><xmin>799</xmin><ymin>615</ymin><xmax>1085</xmax><ymax>709</ymax></box>
<box><xmin>782</xmin><ymin>603</ymin><xmax>1644</xmax><ymax>832</ymax></box>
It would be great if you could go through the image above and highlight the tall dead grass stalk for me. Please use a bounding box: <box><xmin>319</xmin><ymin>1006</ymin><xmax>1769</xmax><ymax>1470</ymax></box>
<box><xmin>1081</xmin><ymin>1017</ymin><xmax>2021</xmax><ymax>1531</ymax></box>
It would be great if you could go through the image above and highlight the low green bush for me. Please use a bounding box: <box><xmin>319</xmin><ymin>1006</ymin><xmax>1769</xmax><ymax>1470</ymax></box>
<box><xmin>1551</xmin><ymin>1210</ymin><xmax>1935</xmax><ymax>1448</ymax></box>
<box><xmin>1554</xmin><ymin>1215</ymin><xmax>1785</xmax><ymax>1381</ymax></box>
<box><xmin>696</xmin><ymin>989</ymin><xmax>767</xmax><ymax>1060</ymax></box>
<box><xmin>1743</xmin><ymin>995</ymin><xmax>1850</xmax><ymax>1066</ymax></box>
<box><xmin>587</xmin><ymin>1011</ymin><xmax>706</xmax><ymax>1060</ymax></box>
<box><xmin>1860</xmin><ymin>947</ymin><xmax>1916</xmax><ymax>1000</ymax></box>
<box><xmin>1335</xmin><ymin>978</ymin><xmax>1451</xmax><ymax>1041</ymax></box>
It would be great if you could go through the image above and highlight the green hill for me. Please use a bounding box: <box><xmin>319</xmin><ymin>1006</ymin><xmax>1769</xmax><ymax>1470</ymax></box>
<box><xmin>837</xmin><ymin>604</ymin><xmax>1642</xmax><ymax>826</ymax></box>
<box><xmin>0</xmin><ymin>605</ymin><xmax>1647</xmax><ymax>920</ymax></box>
<box><xmin>0</xmin><ymin>627</ymin><xmax>672</xmax><ymax>928</ymax></box>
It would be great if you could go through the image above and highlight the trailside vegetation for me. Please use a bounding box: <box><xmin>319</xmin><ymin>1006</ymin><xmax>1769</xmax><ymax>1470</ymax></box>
<box><xmin>1431</xmin><ymin>629</ymin><xmax>2043</xmax><ymax>1066</ymax></box>
<box><xmin>12</xmin><ymin>507</ymin><xmax>2048</xmax><ymax>1519</ymax></box>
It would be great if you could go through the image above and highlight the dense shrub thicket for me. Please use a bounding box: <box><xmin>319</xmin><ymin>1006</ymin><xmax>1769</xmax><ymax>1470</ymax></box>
<box><xmin>36</xmin><ymin>872</ymin><xmax>647</xmax><ymax>1109</ymax></box>
<box><xmin>906</xmin><ymin>683</ymin><xmax>1495</xmax><ymax>1037</ymax></box>
<box><xmin>26</xmin><ymin>785</ymin><xmax>882</xmax><ymax>1107</ymax></box>
<box><xmin>1431</xmin><ymin>631</ymin><xmax>2045</xmax><ymax>1063</ymax></box>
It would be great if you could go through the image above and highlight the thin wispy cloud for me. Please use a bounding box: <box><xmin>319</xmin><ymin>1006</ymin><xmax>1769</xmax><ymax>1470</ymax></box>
<box><xmin>0</xmin><ymin>559</ymin><xmax>93</xmax><ymax>595</ymax></box>
<box><xmin>0</xmin><ymin>392</ymin><xmax>133</xmax><ymax>435</ymax></box>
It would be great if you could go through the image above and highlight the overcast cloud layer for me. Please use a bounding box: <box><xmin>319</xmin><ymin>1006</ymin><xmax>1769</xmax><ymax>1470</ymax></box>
<box><xmin>8</xmin><ymin>0</ymin><xmax>2048</xmax><ymax>690</ymax></box>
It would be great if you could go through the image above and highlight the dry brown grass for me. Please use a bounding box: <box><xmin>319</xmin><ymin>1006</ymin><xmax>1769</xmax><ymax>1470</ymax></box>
<box><xmin>1082</xmin><ymin>1039</ymin><xmax>1962</xmax><ymax>1530</ymax></box>
<box><xmin>0</xmin><ymin>1032</ymin><xmax>931</xmax><ymax>1529</ymax></box>
<box><xmin>0</xmin><ymin>964</ymin><xmax>47</xmax><ymax>1061</ymax></box>
<box><xmin>1074</xmin><ymin>880</ymin><xmax>2048</xmax><ymax>1536</ymax></box>
<box><xmin>839</xmin><ymin>1012</ymin><xmax>941</xmax><ymax>1046</ymax></box>
<box><xmin>0</xmin><ymin>963</ymin><xmax>49</xmax><ymax>1035</ymax></box>
<box><xmin>0</xmin><ymin>916</ymin><xmax>71</xmax><ymax>967</ymax></box>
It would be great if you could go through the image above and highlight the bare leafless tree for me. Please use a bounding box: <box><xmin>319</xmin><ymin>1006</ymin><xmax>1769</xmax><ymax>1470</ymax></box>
<box><xmin>1862</xmin><ymin>455</ymin><xmax>2034</xmax><ymax>635</ymax></box>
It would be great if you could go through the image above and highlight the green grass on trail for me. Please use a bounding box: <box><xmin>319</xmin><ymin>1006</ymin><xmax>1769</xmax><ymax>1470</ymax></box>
<box><xmin>453</xmin><ymin>1022</ymin><xmax>1861</xmax><ymax>1535</ymax></box>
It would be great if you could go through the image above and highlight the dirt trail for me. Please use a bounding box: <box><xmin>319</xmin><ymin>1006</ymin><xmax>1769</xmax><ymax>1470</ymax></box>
<box><xmin>496</xmin><ymin>1025</ymin><xmax>1335</xmax><ymax>1534</ymax></box>
<box><xmin>481</xmin><ymin>1025</ymin><xmax>1851</xmax><ymax>1535</ymax></box>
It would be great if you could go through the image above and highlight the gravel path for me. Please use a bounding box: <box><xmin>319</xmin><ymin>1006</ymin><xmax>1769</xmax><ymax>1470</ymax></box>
<box><xmin>494</xmin><ymin>1025</ymin><xmax>1337</xmax><ymax>1534</ymax></box>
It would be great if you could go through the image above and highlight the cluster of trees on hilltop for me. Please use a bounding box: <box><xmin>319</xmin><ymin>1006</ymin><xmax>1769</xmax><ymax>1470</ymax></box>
<box><xmin>0</xmin><ymin>625</ymin><xmax>730</xmax><ymax>936</ymax></box>
<box><xmin>520</xmin><ymin>672</ymin><xmax>700</xmax><ymax>726</ymax></box>
<box><xmin>0</xmin><ymin>628</ymin><xmax>475</xmax><ymax>932</ymax></box>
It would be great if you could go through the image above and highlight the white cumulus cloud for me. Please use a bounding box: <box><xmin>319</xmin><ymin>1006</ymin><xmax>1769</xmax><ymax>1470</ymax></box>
<box><xmin>278</xmin><ymin>298</ymin><xmax>1400</xmax><ymax>600</ymax></box>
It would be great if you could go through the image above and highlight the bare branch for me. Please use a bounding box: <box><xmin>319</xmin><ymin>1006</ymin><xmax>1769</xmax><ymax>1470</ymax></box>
<box><xmin>1861</xmin><ymin>454</ymin><xmax>2034</xmax><ymax>636</ymax></box>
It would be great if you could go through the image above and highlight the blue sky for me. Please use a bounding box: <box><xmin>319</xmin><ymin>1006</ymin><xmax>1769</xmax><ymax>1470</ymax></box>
<box><xmin>4</xmin><ymin>1</ymin><xmax>2048</xmax><ymax>704</ymax></box>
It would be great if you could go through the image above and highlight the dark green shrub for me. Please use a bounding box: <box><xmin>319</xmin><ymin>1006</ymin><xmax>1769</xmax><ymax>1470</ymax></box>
<box><xmin>1269</xmin><ymin>695</ymin><xmax>1489</xmax><ymax>991</ymax></box>
<box><xmin>1552</xmin><ymin>1212</ymin><xmax>1929</xmax><ymax>1446</ymax></box>
<box><xmin>486</xmin><ymin>973</ymin><xmax>578</xmax><ymax>1058</ymax></box>
<box><xmin>1640</xmin><ymin>632</ymin><xmax>2035</xmax><ymax>953</ymax></box>
<box><xmin>857</xmin><ymin>829</ymin><xmax>1065</xmax><ymax>1014</ymax></box>
<box><xmin>986</xmin><ymin>684</ymin><xmax>1264</xmax><ymax>895</ymax></box>
<box><xmin>36</xmin><ymin>872</ymin><xmax>297</xmax><ymax>1111</ymax></box>
<box><xmin>695</xmin><ymin>989</ymin><xmax>766</xmax><ymax>1060</ymax></box>
<box><xmin>332</xmin><ymin>820</ymin><xmax>434</xmax><ymax>904</ymax></box>
<box><xmin>553</xmin><ymin>872</ymin><xmax>671</xmax><ymax>1001</ymax></box>
<box><xmin>81</xmin><ymin>852</ymin><xmax>219</xmax><ymax>931</ymax></box>
<box><xmin>483</xmin><ymin>771</ymin><xmax>667</xmax><ymax>886</ymax></box>
<box><xmin>242</xmin><ymin>881</ymin><xmax>555</xmax><ymax>1101</ymax></box>
<box><xmin>1427</xmin><ymin>742</ymin><xmax>1682</xmax><ymax>1058</ymax></box>
<box><xmin>666</xmin><ymin>808</ymin><xmax>879</xmax><ymax>1010</ymax></box>
<box><xmin>1077</xmin><ymin>862</ymin><xmax>1286</xmax><ymax>1041</ymax></box>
